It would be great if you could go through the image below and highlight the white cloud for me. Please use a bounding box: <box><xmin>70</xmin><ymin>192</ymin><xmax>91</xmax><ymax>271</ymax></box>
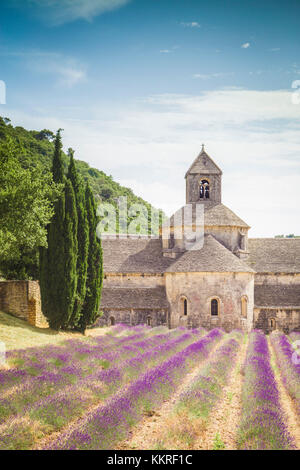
<box><xmin>27</xmin><ymin>53</ymin><xmax>87</xmax><ymax>86</ymax></box>
<box><xmin>14</xmin><ymin>0</ymin><xmax>131</xmax><ymax>25</ymax></box>
<box><xmin>160</xmin><ymin>50</ymin><xmax>171</xmax><ymax>54</ymax></box>
<box><xmin>56</xmin><ymin>65</ymin><xmax>86</xmax><ymax>86</ymax></box>
<box><xmin>270</xmin><ymin>48</ymin><xmax>280</xmax><ymax>52</ymax></box>
<box><xmin>193</xmin><ymin>72</ymin><xmax>234</xmax><ymax>79</ymax></box>
<box><xmin>241</xmin><ymin>42</ymin><xmax>250</xmax><ymax>49</ymax></box>
<box><xmin>180</xmin><ymin>22</ymin><xmax>201</xmax><ymax>28</ymax></box>
<box><xmin>6</xmin><ymin>88</ymin><xmax>300</xmax><ymax>236</ymax></box>
<box><xmin>0</xmin><ymin>47</ymin><xmax>86</xmax><ymax>87</ymax></box>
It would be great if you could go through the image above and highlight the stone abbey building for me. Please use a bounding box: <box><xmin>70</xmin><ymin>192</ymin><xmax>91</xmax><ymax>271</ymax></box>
<box><xmin>99</xmin><ymin>148</ymin><xmax>300</xmax><ymax>333</ymax></box>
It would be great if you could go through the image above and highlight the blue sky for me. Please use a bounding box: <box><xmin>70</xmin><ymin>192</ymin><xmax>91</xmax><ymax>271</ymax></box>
<box><xmin>0</xmin><ymin>0</ymin><xmax>300</xmax><ymax>236</ymax></box>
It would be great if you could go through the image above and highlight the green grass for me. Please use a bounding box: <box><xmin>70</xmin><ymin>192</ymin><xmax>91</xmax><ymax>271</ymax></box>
<box><xmin>213</xmin><ymin>433</ymin><xmax>226</xmax><ymax>450</ymax></box>
<box><xmin>0</xmin><ymin>311</ymin><xmax>109</xmax><ymax>351</ymax></box>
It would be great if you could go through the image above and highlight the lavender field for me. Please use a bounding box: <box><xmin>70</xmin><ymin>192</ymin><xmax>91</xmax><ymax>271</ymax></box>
<box><xmin>0</xmin><ymin>324</ymin><xmax>299</xmax><ymax>450</ymax></box>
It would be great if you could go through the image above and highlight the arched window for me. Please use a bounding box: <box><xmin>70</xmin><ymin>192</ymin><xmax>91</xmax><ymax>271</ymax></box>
<box><xmin>239</xmin><ymin>232</ymin><xmax>246</xmax><ymax>251</ymax></box>
<box><xmin>147</xmin><ymin>316</ymin><xmax>152</xmax><ymax>326</ymax></box>
<box><xmin>169</xmin><ymin>232</ymin><xmax>175</xmax><ymax>249</ymax></box>
<box><xmin>241</xmin><ymin>296</ymin><xmax>248</xmax><ymax>318</ymax></box>
<box><xmin>211</xmin><ymin>299</ymin><xmax>219</xmax><ymax>316</ymax></box>
<box><xmin>180</xmin><ymin>297</ymin><xmax>188</xmax><ymax>316</ymax></box>
<box><xmin>109</xmin><ymin>316</ymin><xmax>115</xmax><ymax>326</ymax></box>
<box><xmin>199</xmin><ymin>179</ymin><xmax>210</xmax><ymax>199</ymax></box>
<box><xmin>183</xmin><ymin>299</ymin><xmax>187</xmax><ymax>316</ymax></box>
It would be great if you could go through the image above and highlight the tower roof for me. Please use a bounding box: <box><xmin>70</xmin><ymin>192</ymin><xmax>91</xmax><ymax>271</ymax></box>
<box><xmin>165</xmin><ymin>235</ymin><xmax>255</xmax><ymax>273</ymax></box>
<box><xmin>166</xmin><ymin>203</ymin><xmax>250</xmax><ymax>229</ymax></box>
<box><xmin>185</xmin><ymin>146</ymin><xmax>222</xmax><ymax>178</ymax></box>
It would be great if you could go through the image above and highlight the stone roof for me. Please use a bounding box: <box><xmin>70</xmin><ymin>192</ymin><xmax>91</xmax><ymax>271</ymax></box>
<box><xmin>205</xmin><ymin>204</ymin><xmax>249</xmax><ymax>228</ymax></box>
<box><xmin>248</xmin><ymin>238</ymin><xmax>300</xmax><ymax>273</ymax></box>
<box><xmin>102</xmin><ymin>234</ymin><xmax>254</xmax><ymax>274</ymax></box>
<box><xmin>102</xmin><ymin>237</ymin><xmax>173</xmax><ymax>274</ymax></box>
<box><xmin>185</xmin><ymin>148</ymin><xmax>222</xmax><ymax>177</ymax></box>
<box><xmin>254</xmin><ymin>284</ymin><xmax>300</xmax><ymax>308</ymax></box>
<box><xmin>166</xmin><ymin>203</ymin><xmax>249</xmax><ymax>229</ymax></box>
<box><xmin>165</xmin><ymin>235</ymin><xmax>255</xmax><ymax>273</ymax></box>
<box><xmin>100</xmin><ymin>286</ymin><xmax>169</xmax><ymax>309</ymax></box>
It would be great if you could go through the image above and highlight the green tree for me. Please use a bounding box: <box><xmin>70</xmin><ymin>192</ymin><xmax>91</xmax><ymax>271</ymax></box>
<box><xmin>67</xmin><ymin>148</ymin><xmax>89</xmax><ymax>327</ymax></box>
<box><xmin>40</xmin><ymin>130</ymin><xmax>65</xmax><ymax>328</ymax></box>
<box><xmin>0</xmin><ymin>137</ymin><xmax>60</xmax><ymax>269</ymax></box>
<box><xmin>52</xmin><ymin>129</ymin><xmax>64</xmax><ymax>183</ymax></box>
<box><xmin>79</xmin><ymin>183</ymin><xmax>103</xmax><ymax>333</ymax></box>
<box><xmin>61</xmin><ymin>179</ymin><xmax>78</xmax><ymax>328</ymax></box>
<box><xmin>40</xmin><ymin>131</ymin><xmax>80</xmax><ymax>330</ymax></box>
<box><xmin>40</xmin><ymin>180</ymin><xmax>66</xmax><ymax>329</ymax></box>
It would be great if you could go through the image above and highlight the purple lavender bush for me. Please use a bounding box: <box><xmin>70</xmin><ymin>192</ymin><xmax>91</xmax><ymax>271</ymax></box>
<box><xmin>237</xmin><ymin>330</ymin><xmax>294</xmax><ymax>450</ymax></box>
<box><xmin>176</xmin><ymin>331</ymin><xmax>243</xmax><ymax>421</ymax></box>
<box><xmin>44</xmin><ymin>328</ymin><xmax>224</xmax><ymax>450</ymax></box>
<box><xmin>270</xmin><ymin>331</ymin><xmax>300</xmax><ymax>414</ymax></box>
<box><xmin>0</xmin><ymin>327</ymin><xmax>203</xmax><ymax>449</ymax></box>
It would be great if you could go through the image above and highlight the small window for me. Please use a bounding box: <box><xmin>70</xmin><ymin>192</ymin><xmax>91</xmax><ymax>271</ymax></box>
<box><xmin>241</xmin><ymin>297</ymin><xmax>248</xmax><ymax>318</ymax></box>
<box><xmin>109</xmin><ymin>316</ymin><xmax>115</xmax><ymax>326</ymax></box>
<box><xmin>239</xmin><ymin>232</ymin><xmax>246</xmax><ymax>251</ymax></box>
<box><xmin>270</xmin><ymin>318</ymin><xmax>276</xmax><ymax>329</ymax></box>
<box><xmin>199</xmin><ymin>179</ymin><xmax>210</xmax><ymax>199</ymax></box>
<box><xmin>169</xmin><ymin>232</ymin><xmax>175</xmax><ymax>249</ymax></box>
<box><xmin>180</xmin><ymin>297</ymin><xmax>188</xmax><ymax>316</ymax></box>
<box><xmin>183</xmin><ymin>299</ymin><xmax>187</xmax><ymax>316</ymax></box>
<box><xmin>147</xmin><ymin>316</ymin><xmax>152</xmax><ymax>326</ymax></box>
<box><xmin>211</xmin><ymin>299</ymin><xmax>219</xmax><ymax>316</ymax></box>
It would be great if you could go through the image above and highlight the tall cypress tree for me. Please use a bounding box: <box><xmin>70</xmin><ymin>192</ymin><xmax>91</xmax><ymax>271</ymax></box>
<box><xmin>40</xmin><ymin>129</ymin><xmax>66</xmax><ymax>329</ymax></box>
<box><xmin>67</xmin><ymin>149</ymin><xmax>89</xmax><ymax>328</ymax></box>
<box><xmin>61</xmin><ymin>179</ymin><xmax>78</xmax><ymax>328</ymax></box>
<box><xmin>40</xmin><ymin>130</ymin><xmax>78</xmax><ymax>330</ymax></box>
<box><xmin>52</xmin><ymin>129</ymin><xmax>64</xmax><ymax>184</ymax></box>
<box><xmin>79</xmin><ymin>183</ymin><xmax>103</xmax><ymax>333</ymax></box>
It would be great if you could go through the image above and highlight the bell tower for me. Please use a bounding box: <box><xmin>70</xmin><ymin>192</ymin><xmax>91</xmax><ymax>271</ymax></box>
<box><xmin>185</xmin><ymin>145</ymin><xmax>222</xmax><ymax>207</ymax></box>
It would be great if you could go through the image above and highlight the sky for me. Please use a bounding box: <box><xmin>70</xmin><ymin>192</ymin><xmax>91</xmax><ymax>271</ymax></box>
<box><xmin>0</xmin><ymin>0</ymin><xmax>300</xmax><ymax>237</ymax></box>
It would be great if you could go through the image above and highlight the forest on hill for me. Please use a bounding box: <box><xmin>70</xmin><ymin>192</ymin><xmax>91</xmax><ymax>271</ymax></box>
<box><xmin>0</xmin><ymin>116</ymin><xmax>161</xmax><ymax>212</ymax></box>
<box><xmin>0</xmin><ymin>116</ymin><xmax>164</xmax><ymax>280</ymax></box>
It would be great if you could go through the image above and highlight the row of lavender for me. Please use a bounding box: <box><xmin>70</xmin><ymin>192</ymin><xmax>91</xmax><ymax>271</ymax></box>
<box><xmin>236</xmin><ymin>330</ymin><xmax>295</xmax><ymax>450</ymax></box>
<box><xmin>0</xmin><ymin>325</ymin><xmax>205</xmax><ymax>449</ymax></box>
<box><xmin>43</xmin><ymin>328</ymin><xmax>225</xmax><ymax>449</ymax></box>
<box><xmin>151</xmin><ymin>331</ymin><xmax>244</xmax><ymax>449</ymax></box>
<box><xmin>270</xmin><ymin>331</ymin><xmax>300</xmax><ymax>415</ymax></box>
<box><xmin>1</xmin><ymin>327</ymin><xmax>202</xmax><ymax>408</ymax></box>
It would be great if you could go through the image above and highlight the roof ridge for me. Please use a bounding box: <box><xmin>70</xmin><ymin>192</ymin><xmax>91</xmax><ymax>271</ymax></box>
<box><xmin>185</xmin><ymin>148</ymin><xmax>222</xmax><ymax>178</ymax></box>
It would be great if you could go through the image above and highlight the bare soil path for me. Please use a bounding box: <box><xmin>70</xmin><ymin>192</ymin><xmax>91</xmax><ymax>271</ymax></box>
<box><xmin>268</xmin><ymin>338</ymin><xmax>300</xmax><ymax>449</ymax></box>
<box><xmin>193</xmin><ymin>336</ymin><xmax>248</xmax><ymax>450</ymax></box>
<box><xmin>116</xmin><ymin>338</ymin><xmax>228</xmax><ymax>450</ymax></box>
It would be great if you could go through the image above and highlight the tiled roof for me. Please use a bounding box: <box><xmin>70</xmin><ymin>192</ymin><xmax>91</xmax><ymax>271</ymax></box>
<box><xmin>185</xmin><ymin>149</ymin><xmax>222</xmax><ymax>177</ymax></box>
<box><xmin>102</xmin><ymin>234</ymin><xmax>254</xmax><ymax>274</ymax></box>
<box><xmin>254</xmin><ymin>284</ymin><xmax>300</xmax><ymax>307</ymax></box>
<box><xmin>100</xmin><ymin>286</ymin><xmax>169</xmax><ymax>309</ymax></box>
<box><xmin>166</xmin><ymin>203</ymin><xmax>249</xmax><ymax>229</ymax></box>
<box><xmin>248</xmin><ymin>238</ymin><xmax>300</xmax><ymax>273</ymax></box>
<box><xmin>165</xmin><ymin>235</ymin><xmax>255</xmax><ymax>273</ymax></box>
<box><xmin>204</xmin><ymin>203</ymin><xmax>250</xmax><ymax>228</ymax></box>
<box><xmin>102</xmin><ymin>237</ymin><xmax>173</xmax><ymax>274</ymax></box>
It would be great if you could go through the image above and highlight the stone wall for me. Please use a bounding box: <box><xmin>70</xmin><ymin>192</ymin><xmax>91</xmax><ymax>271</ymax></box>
<box><xmin>186</xmin><ymin>173</ymin><xmax>222</xmax><ymax>206</ymax></box>
<box><xmin>254</xmin><ymin>307</ymin><xmax>300</xmax><ymax>334</ymax></box>
<box><xmin>255</xmin><ymin>273</ymin><xmax>300</xmax><ymax>285</ymax></box>
<box><xmin>97</xmin><ymin>308</ymin><xmax>168</xmax><ymax>327</ymax></box>
<box><xmin>0</xmin><ymin>280</ymin><xmax>48</xmax><ymax>328</ymax></box>
<box><xmin>253</xmin><ymin>273</ymin><xmax>300</xmax><ymax>333</ymax></box>
<box><xmin>204</xmin><ymin>225</ymin><xmax>248</xmax><ymax>255</ymax></box>
<box><xmin>165</xmin><ymin>271</ymin><xmax>254</xmax><ymax>332</ymax></box>
<box><xmin>103</xmin><ymin>273</ymin><xmax>165</xmax><ymax>288</ymax></box>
